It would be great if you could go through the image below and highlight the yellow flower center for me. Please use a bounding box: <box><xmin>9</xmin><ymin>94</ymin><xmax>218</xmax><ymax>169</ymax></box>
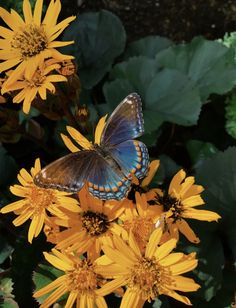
<box><xmin>27</xmin><ymin>185</ymin><xmax>56</xmax><ymax>214</ymax></box>
<box><xmin>11</xmin><ymin>24</ymin><xmax>48</xmax><ymax>59</ymax></box>
<box><xmin>66</xmin><ymin>260</ymin><xmax>98</xmax><ymax>293</ymax></box>
<box><xmin>81</xmin><ymin>211</ymin><xmax>109</xmax><ymax>236</ymax></box>
<box><xmin>123</xmin><ymin>217</ymin><xmax>154</xmax><ymax>253</ymax></box>
<box><xmin>26</xmin><ymin>68</ymin><xmax>46</xmax><ymax>88</ymax></box>
<box><xmin>129</xmin><ymin>257</ymin><xmax>170</xmax><ymax>302</ymax></box>
<box><xmin>156</xmin><ymin>193</ymin><xmax>183</xmax><ymax>222</ymax></box>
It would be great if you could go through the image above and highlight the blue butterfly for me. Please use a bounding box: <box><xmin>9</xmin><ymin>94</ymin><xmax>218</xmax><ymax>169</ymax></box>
<box><xmin>34</xmin><ymin>93</ymin><xmax>149</xmax><ymax>200</ymax></box>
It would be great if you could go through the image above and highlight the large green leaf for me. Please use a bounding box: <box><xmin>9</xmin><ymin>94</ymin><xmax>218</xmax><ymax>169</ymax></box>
<box><xmin>62</xmin><ymin>10</ymin><xmax>126</xmax><ymax>89</ymax></box>
<box><xmin>156</xmin><ymin>37</ymin><xmax>236</xmax><ymax>100</ymax></box>
<box><xmin>104</xmin><ymin>57</ymin><xmax>201</xmax><ymax>134</ymax></box>
<box><xmin>195</xmin><ymin>147</ymin><xmax>236</xmax><ymax>262</ymax></box>
<box><xmin>124</xmin><ymin>36</ymin><xmax>172</xmax><ymax>59</ymax></box>
<box><xmin>145</xmin><ymin>68</ymin><xmax>201</xmax><ymax>125</ymax></box>
<box><xmin>225</xmin><ymin>90</ymin><xmax>236</xmax><ymax>139</ymax></box>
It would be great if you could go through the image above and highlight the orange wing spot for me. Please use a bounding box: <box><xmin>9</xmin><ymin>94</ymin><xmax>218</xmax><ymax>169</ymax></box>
<box><xmin>105</xmin><ymin>187</ymin><xmax>111</xmax><ymax>192</ymax></box>
<box><xmin>112</xmin><ymin>186</ymin><xmax>118</xmax><ymax>192</ymax></box>
<box><xmin>88</xmin><ymin>182</ymin><xmax>93</xmax><ymax>187</ymax></box>
<box><xmin>131</xmin><ymin>168</ymin><xmax>136</xmax><ymax>173</ymax></box>
<box><xmin>137</xmin><ymin>151</ymin><xmax>142</xmax><ymax>157</ymax></box>
<box><xmin>134</xmin><ymin>141</ymin><xmax>139</xmax><ymax>146</ymax></box>
<box><xmin>99</xmin><ymin>186</ymin><xmax>105</xmax><ymax>192</ymax></box>
<box><xmin>94</xmin><ymin>184</ymin><xmax>98</xmax><ymax>190</ymax></box>
<box><xmin>136</xmin><ymin>164</ymin><xmax>142</xmax><ymax>169</ymax></box>
<box><xmin>137</xmin><ymin>157</ymin><xmax>142</xmax><ymax>162</ymax></box>
<box><xmin>117</xmin><ymin>181</ymin><xmax>123</xmax><ymax>187</ymax></box>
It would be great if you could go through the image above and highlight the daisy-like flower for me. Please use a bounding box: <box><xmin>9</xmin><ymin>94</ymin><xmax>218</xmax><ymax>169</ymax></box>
<box><xmin>96</xmin><ymin>228</ymin><xmax>200</xmax><ymax>307</ymax></box>
<box><xmin>154</xmin><ymin>169</ymin><xmax>221</xmax><ymax>243</ymax></box>
<box><xmin>2</xmin><ymin>60</ymin><xmax>67</xmax><ymax>113</ymax></box>
<box><xmin>0</xmin><ymin>0</ymin><xmax>75</xmax><ymax>89</ymax></box>
<box><xmin>33</xmin><ymin>249</ymin><xmax>110</xmax><ymax>308</ymax></box>
<box><xmin>55</xmin><ymin>187</ymin><xmax>125</xmax><ymax>260</ymax></box>
<box><xmin>0</xmin><ymin>158</ymin><xmax>79</xmax><ymax>243</ymax></box>
<box><xmin>119</xmin><ymin>191</ymin><xmax>162</xmax><ymax>253</ymax></box>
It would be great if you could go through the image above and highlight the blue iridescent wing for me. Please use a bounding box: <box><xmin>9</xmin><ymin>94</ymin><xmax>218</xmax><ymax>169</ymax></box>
<box><xmin>34</xmin><ymin>151</ymin><xmax>97</xmax><ymax>192</ymax></box>
<box><xmin>100</xmin><ymin>93</ymin><xmax>144</xmax><ymax>146</ymax></box>
<box><xmin>87</xmin><ymin>155</ymin><xmax>131</xmax><ymax>200</ymax></box>
<box><xmin>34</xmin><ymin>150</ymin><xmax>131</xmax><ymax>200</ymax></box>
<box><xmin>108</xmin><ymin>140</ymin><xmax>149</xmax><ymax>180</ymax></box>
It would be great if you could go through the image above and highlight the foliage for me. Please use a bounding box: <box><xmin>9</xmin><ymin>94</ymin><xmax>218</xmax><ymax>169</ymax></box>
<box><xmin>0</xmin><ymin>0</ymin><xmax>235</xmax><ymax>308</ymax></box>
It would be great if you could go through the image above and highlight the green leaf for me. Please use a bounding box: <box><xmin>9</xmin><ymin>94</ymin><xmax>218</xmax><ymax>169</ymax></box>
<box><xmin>33</xmin><ymin>263</ymin><xmax>64</xmax><ymax>304</ymax></box>
<box><xmin>62</xmin><ymin>10</ymin><xmax>126</xmax><ymax>89</ymax></box>
<box><xmin>0</xmin><ymin>235</ymin><xmax>13</xmax><ymax>265</ymax></box>
<box><xmin>156</xmin><ymin>37</ymin><xmax>236</xmax><ymax>100</ymax></box>
<box><xmin>125</xmin><ymin>36</ymin><xmax>172</xmax><ymax>59</ymax></box>
<box><xmin>0</xmin><ymin>298</ymin><xmax>19</xmax><ymax>308</ymax></box>
<box><xmin>195</xmin><ymin>147</ymin><xmax>236</xmax><ymax>262</ymax></box>
<box><xmin>186</xmin><ymin>140</ymin><xmax>219</xmax><ymax>166</ymax></box>
<box><xmin>225</xmin><ymin>90</ymin><xmax>236</xmax><ymax>139</ymax></box>
<box><xmin>18</xmin><ymin>107</ymin><xmax>40</xmax><ymax>125</ymax></box>
<box><xmin>0</xmin><ymin>146</ymin><xmax>18</xmax><ymax>187</ymax></box>
<box><xmin>146</xmin><ymin>68</ymin><xmax>202</xmax><ymax>125</ymax></box>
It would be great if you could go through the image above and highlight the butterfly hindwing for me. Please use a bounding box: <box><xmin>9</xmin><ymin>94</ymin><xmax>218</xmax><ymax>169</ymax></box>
<box><xmin>108</xmin><ymin>140</ymin><xmax>149</xmax><ymax>180</ymax></box>
<box><xmin>34</xmin><ymin>151</ymin><xmax>96</xmax><ymax>192</ymax></box>
<box><xmin>101</xmin><ymin>93</ymin><xmax>144</xmax><ymax>146</ymax></box>
<box><xmin>87</xmin><ymin>154</ymin><xmax>131</xmax><ymax>200</ymax></box>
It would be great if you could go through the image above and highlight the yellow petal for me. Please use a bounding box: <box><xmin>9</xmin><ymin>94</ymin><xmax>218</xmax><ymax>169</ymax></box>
<box><xmin>158</xmin><ymin>252</ymin><xmax>184</xmax><ymax>266</ymax></box>
<box><xmin>154</xmin><ymin>238</ymin><xmax>177</xmax><ymax>260</ymax></box>
<box><xmin>33</xmin><ymin>0</ymin><xmax>43</xmax><ymax>25</ymax></box>
<box><xmin>182</xmin><ymin>209</ymin><xmax>221</xmax><ymax>222</ymax></box>
<box><xmin>94</xmin><ymin>115</ymin><xmax>107</xmax><ymax>145</ymax></box>
<box><xmin>96</xmin><ymin>277</ymin><xmax>128</xmax><ymax>297</ymax></box>
<box><xmin>61</xmin><ymin>133</ymin><xmax>80</xmax><ymax>152</ymax></box>
<box><xmin>33</xmin><ymin>275</ymin><xmax>66</xmax><ymax>297</ymax></box>
<box><xmin>23</xmin><ymin>0</ymin><xmax>33</xmax><ymax>23</ymax></box>
<box><xmin>169</xmin><ymin>169</ymin><xmax>186</xmax><ymax>195</ymax></box>
<box><xmin>43</xmin><ymin>252</ymin><xmax>72</xmax><ymax>271</ymax></box>
<box><xmin>120</xmin><ymin>288</ymin><xmax>141</xmax><ymax>308</ymax></box>
<box><xmin>0</xmin><ymin>200</ymin><xmax>24</xmax><ymax>213</ymax></box>
<box><xmin>141</xmin><ymin>160</ymin><xmax>160</xmax><ymax>187</ymax></box>
<box><xmin>145</xmin><ymin>227</ymin><xmax>162</xmax><ymax>258</ymax></box>
<box><xmin>169</xmin><ymin>259</ymin><xmax>198</xmax><ymax>275</ymax></box>
<box><xmin>65</xmin><ymin>290</ymin><xmax>77</xmax><ymax>308</ymax></box>
<box><xmin>176</xmin><ymin>219</ymin><xmax>200</xmax><ymax>244</ymax></box>
<box><xmin>162</xmin><ymin>288</ymin><xmax>192</xmax><ymax>306</ymax></box>
<box><xmin>95</xmin><ymin>296</ymin><xmax>107</xmax><ymax>308</ymax></box>
<box><xmin>169</xmin><ymin>276</ymin><xmax>200</xmax><ymax>292</ymax></box>
<box><xmin>66</xmin><ymin>126</ymin><xmax>92</xmax><ymax>150</ymax></box>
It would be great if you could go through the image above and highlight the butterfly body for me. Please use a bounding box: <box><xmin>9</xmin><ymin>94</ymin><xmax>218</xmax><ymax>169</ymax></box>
<box><xmin>34</xmin><ymin>93</ymin><xmax>149</xmax><ymax>200</ymax></box>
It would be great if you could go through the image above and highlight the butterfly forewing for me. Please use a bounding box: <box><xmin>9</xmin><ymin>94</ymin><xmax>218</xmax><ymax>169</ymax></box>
<box><xmin>100</xmin><ymin>93</ymin><xmax>144</xmax><ymax>147</ymax></box>
<box><xmin>34</xmin><ymin>151</ymin><xmax>96</xmax><ymax>192</ymax></box>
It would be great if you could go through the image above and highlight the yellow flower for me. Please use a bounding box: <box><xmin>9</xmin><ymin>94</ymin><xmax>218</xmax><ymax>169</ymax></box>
<box><xmin>119</xmin><ymin>191</ymin><xmax>162</xmax><ymax>253</ymax></box>
<box><xmin>0</xmin><ymin>158</ymin><xmax>79</xmax><ymax>243</ymax></box>
<box><xmin>60</xmin><ymin>114</ymin><xmax>108</xmax><ymax>152</ymax></box>
<box><xmin>55</xmin><ymin>187</ymin><xmax>125</xmax><ymax>260</ymax></box>
<box><xmin>154</xmin><ymin>169</ymin><xmax>221</xmax><ymax>243</ymax></box>
<box><xmin>127</xmin><ymin>160</ymin><xmax>160</xmax><ymax>202</ymax></box>
<box><xmin>96</xmin><ymin>228</ymin><xmax>200</xmax><ymax>307</ymax></box>
<box><xmin>0</xmin><ymin>0</ymin><xmax>75</xmax><ymax>89</ymax></box>
<box><xmin>33</xmin><ymin>249</ymin><xmax>110</xmax><ymax>308</ymax></box>
<box><xmin>3</xmin><ymin>60</ymin><xmax>67</xmax><ymax>113</ymax></box>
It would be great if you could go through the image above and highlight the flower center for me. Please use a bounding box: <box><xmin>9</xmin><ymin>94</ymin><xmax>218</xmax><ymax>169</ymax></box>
<box><xmin>27</xmin><ymin>185</ymin><xmax>56</xmax><ymax>213</ymax></box>
<box><xmin>156</xmin><ymin>193</ymin><xmax>183</xmax><ymax>222</ymax></box>
<box><xmin>129</xmin><ymin>257</ymin><xmax>168</xmax><ymax>302</ymax></box>
<box><xmin>66</xmin><ymin>260</ymin><xmax>98</xmax><ymax>293</ymax></box>
<box><xmin>123</xmin><ymin>217</ymin><xmax>154</xmax><ymax>253</ymax></box>
<box><xmin>81</xmin><ymin>211</ymin><xmax>109</xmax><ymax>236</ymax></box>
<box><xmin>26</xmin><ymin>68</ymin><xmax>46</xmax><ymax>88</ymax></box>
<box><xmin>11</xmin><ymin>24</ymin><xmax>48</xmax><ymax>59</ymax></box>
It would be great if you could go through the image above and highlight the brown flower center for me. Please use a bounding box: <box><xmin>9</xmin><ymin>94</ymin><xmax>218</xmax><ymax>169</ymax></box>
<box><xmin>129</xmin><ymin>257</ymin><xmax>169</xmax><ymax>302</ymax></box>
<box><xmin>81</xmin><ymin>211</ymin><xmax>109</xmax><ymax>236</ymax></box>
<box><xmin>67</xmin><ymin>260</ymin><xmax>98</xmax><ymax>293</ymax></box>
<box><xmin>11</xmin><ymin>24</ymin><xmax>48</xmax><ymax>59</ymax></box>
<box><xmin>156</xmin><ymin>193</ymin><xmax>183</xmax><ymax>222</ymax></box>
<box><xmin>27</xmin><ymin>185</ymin><xmax>56</xmax><ymax>213</ymax></box>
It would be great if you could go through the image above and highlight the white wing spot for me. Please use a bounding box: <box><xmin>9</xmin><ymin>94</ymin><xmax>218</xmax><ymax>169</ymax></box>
<box><xmin>41</xmin><ymin>170</ymin><xmax>47</xmax><ymax>178</ymax></box>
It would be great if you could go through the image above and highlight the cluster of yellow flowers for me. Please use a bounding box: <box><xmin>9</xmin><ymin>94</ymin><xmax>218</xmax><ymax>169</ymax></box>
<box><xmin>0</xmin><ymin>0</ymin><xmax>76</xmax><ymax>113</ymax></box>
<box><xmin>1</xmin><ymin>118</ymin><xmax>221</xmax><ymax>308</ymax></box>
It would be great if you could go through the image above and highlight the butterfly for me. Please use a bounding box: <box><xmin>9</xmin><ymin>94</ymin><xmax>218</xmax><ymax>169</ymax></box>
<box><xmin>34</xmin><ymin>93</ymin><xmax>149</xmax><ymax>200</ymax></box>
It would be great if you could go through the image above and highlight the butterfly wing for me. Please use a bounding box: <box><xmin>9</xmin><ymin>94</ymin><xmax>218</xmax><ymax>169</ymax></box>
<box><xmin>108</xmin><ymin>140</ymin><xmax>149</xmax><ymax>180</ymax></box>
<box><xmin>34</xmin><ymin>150</ymin><xmax>131</xmax><ymax>200</ymax></box>
<box><xmin>34</xmin><ymin>150</ymin><xmax>96</xmax><ymax>192</ymax></box>
<box><xmin>87</xmin><ymin>153</ymin><xmax>131</xmax><ymax>200</ymax></box>
<box><xmin>100</xmin><ymin>93</ymin><xmax>144</xmax><ymax>146</ymax></box>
